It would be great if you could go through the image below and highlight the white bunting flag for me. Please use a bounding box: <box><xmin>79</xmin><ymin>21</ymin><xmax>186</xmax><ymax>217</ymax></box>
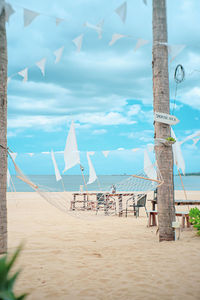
<box><xmin>56</xmin><ymin>18</ymin><xmax>64</xmax><ymax>26</ymax></box>
<box><xmin>73</xmin><ymin>34</ymin><xmax>83</xmax><ymax>52</ymax></box>
<box><xmin>168</xmin><ymin>44</ymin><xmax>186</xmax><ymax>62</ymax></box>
<box><xmin>171</xmin><ymin>128</ymin><xmax>185</xmax><ymax>175</ymax></box>
<box><xmin>7</xmin><ymin>168</ymin><xmax>11</xmax><ymax>188</ymax></box>
<box><xmin>84</xmin><ymin>20</ymin><xmax>104</xmax><ymax>39</ymax></box>
<box><xmin>54</xmin><ymin>46</ymin><xmax>64</xmax><ymax>64</ymax></box>
<box><xmin>24</xmin><ymin>8</ymin><xmax>40</xmax><ymax>27</ymax></box>
<box><xmin>115</xmin><ymin>2</ymin><xmax>127</xmax><ymax>24</ymax></box>
<box><xmin>102</xmin><ymin>151</ymin><xmax>110</xmax><ymax>158</ymax></box>
<box><xmin>51</xmin><ymin>150</ymin><xmax>62</xmax><ymax>181</ymax></box>
<box><xmin>134</xmin><ymin>39</ymin><xmax>149</xmax><ymax>52</ymax></box>
<box><xmin>18</xmin><ymin>68</ymin><xmax>28</xmax><ymax>82</ymax></box>
<box><xmin>144</xmin><ymin>150</ymin><xmax>157</xmax><ymax>180</ymax></box>
<box><xmin>10</xmin><ymin>152</ymin><xmax>17</xmax><ymax>161</ymax></box>
<box><xmin>36</xmin><ymin>58</ymin><xmax>46</xmax><ymax>76</ymax></box>
<box><xmin>63</xmin><ymin>121</ymin><xmax>80</xmax><ymax>172</ymax></box>
<box><xmin>109</xmin><ymin>33</ymin><xmax>126</xmax><ymax>46</ymax></box>
<box><xmin>5</xmin><ymin>3</ymin><xmax>15</xmax><ymax>23</ymax></box>
<box><xmin>87</xmin><ymin>152</ymin><xmax>97</xmax><ymax>185</ymax></box>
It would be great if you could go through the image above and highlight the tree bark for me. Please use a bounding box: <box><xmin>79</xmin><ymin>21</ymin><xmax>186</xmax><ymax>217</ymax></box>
<box><xmin>0</xmin><ymin>2</ymin><xmax>7</xmax><ymax>253</ymax></box>
<box><xmin>152</xmin><ymin>0</ymin><xmax>175</xmax><ymax>241</ymax></box>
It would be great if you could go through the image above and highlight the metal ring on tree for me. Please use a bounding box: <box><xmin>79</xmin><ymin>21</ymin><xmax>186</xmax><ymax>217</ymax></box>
<box><xmin>174</xmin><ymin>64</ymin><xmax>185</xmax><ymax>84</ymax></box>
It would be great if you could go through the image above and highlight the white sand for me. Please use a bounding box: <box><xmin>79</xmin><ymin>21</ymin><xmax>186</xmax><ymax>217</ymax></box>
<box><xmin>7</xmin><ymin>191</ymin><xmax>200</xmax><ymax>300</ymax></box>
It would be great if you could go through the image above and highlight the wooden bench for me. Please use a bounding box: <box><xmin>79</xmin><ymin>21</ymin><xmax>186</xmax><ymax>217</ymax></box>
<box><xmin>147</xmin><ymin>210</ymin><xmax>190</xmax><ymax>228</ymax></box>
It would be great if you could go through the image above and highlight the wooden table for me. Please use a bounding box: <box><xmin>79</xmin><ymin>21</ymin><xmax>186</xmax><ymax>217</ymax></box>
<box><xmin>149</xmin><ymin>199</ymin><xmax>200</xmax><ymax>210</ymax></box>
<box><xmin>71</xmin><ymin>192</ymin><xmax>135</xmax><ymax>216</ymax></box>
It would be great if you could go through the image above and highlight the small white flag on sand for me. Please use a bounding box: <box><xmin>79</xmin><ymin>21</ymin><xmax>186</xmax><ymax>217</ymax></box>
<box><xmin>54</xmin><ymin>46</ymin><xmax>64</xmax><ymax>64</ymax></box>
<box><xmin>83</xmin><ymin>20</ymin><xmax>104</xmax><ymax>39</ymax></box>
<box><xmin>144</xmin><ymin>150</ymin><xmax>157</xmax><ymax>180</ymax></box>
<box><xmin>143</xmin><ymin>0</ymin><xmax>147</xmax><ymax>5</ymax></box>
<box><xmin>87</xmin><ymin>152</ymin><xmax>97</xmax><ymax>185</ymax></box>
<box><xmin>63</xmin><ymin>121</ymin><xmax>80</xmax><ymax>172</ymax></box>
<box><xmin>7</xmin><ymin>168</ymin><xmax>11</xmax><ymax>187</ymax></box>
<box><xmin>168</xmin><ymin>44</ymin><xmax>186</xmax><ymax>62</ymax></box>
<box><xmin>51</xmin><ymin>150</ymin><xmax>62</xmax><ymax>181</ymax></box>
<box><xmin>102</xmin><ymin>150</ymin><xmax>110</xmax><ymax>158</ymax></box>
<box><xmin>56</xmin><ymin>18</ymin><xmax>64</xmax><ymax>26</ymax></box>
<box><xmin>134</xmin><ymin>38</ymin><xmax>149</xmax><ymax>52</ymax></box>
<box><xmin>109</xmin><ymin>33</ymin><xmax>127</xmax><ymax>46</ymax></box>
<box><xmin>36</xmin><ymin>58</ymin><xmax>46</xmax><ymax>76</ymax></box>
<box><xmin>24</xmin><ymin>8</ymin><xmax>40</xmax><ymax>27</ymax></box>
<box><xmin>5</xmin><ymin>3</ymin><xmax>15</xmax><ymax>23</ymax></box>
<box><xmin>18</xmin><ymin>68</ymin><xmax>28</xmax><ymax>82</ymax></box>
<box><xmin>171</xmin><ymin>128</ymin><xmax>185</xmax><ymax>175</ymax></box>
<box><xmin>10</xmin><ymin>152</ymin><xmax>17</xmax><ymax>161</ymax></box>
<box><xmin>73</xmin><ymin>34</ymin><xmax>83</xmax><ymax>52</ymax></box>
<box><xmin>115</xmin><ymin>2</ymin><xmax>127</xmax><ymax>24</ymax></box>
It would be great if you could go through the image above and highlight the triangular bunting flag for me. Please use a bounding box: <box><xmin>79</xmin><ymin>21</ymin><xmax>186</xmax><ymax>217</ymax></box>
<box><xmin>63</xmin><ymin>121</ymin><xmax>80</xmax><ymax>172</ymax></box>
<box><xmin>87</xmin><ymin>152</ymin><xmax>97</xmax><ymax>185</ymax></box>
<box><xmin>51</xmin><ymin>150</ymin><xmax>62</xmax><ymax>181</ymax></box>
<box><xmin>102</xmin><ymin>151</ymin><xmax>110</xmax><ymax>158</ymax></box>
<box><xmin>109</xmin><ymin>33</ymin><xmax>126</xmax><ymax>46</ymax></box>
<box><xmin>84</xmin><ymin>20</ymin><xmax>104</xmax><ymax>39</ymax></box>
<box><xmin>115</xmin><ymin>2</ymin><xmax>127</xmax><ymax>24</ymax></box>
<box><xmin>134</xmin><ymin>38</ymin><xmax>149</xmax><ymax>52</ymax></box>
<box><xmin>24</xmin><ymin>8</ymin><xmax>40</xmax><ymax>27</ymax></box>
<box><xmin>18</xmin><ymin>68</ymin><xmax>28</xmax><ymax>82</ymax></box>
<box><xmin>36</xmin><ymin>58</ymin><xmax>46</xmax><ymax>76</ymax></box>
<box><xmin>5</xmin><ymin>3</ymin><xmax>15</xmax><ymax>23</ymax></box>
<box><xmin>54</xmin><ymin>46</ymin><xmax>64</xmax><ymax>64</ymax></box>
<box><xmin>168</xmin><ymin>44</ymin><xmax>186</xmax><ymax>62</ymax></box>
<box><xmin>56</xmin><ymin>18</ymin><xmax>64</xmax><ymax>26</ymax></box>
<box><xmin>72</xmin><ymin>34</ymin><xmax>83</xmax><ymax>52</ymax></box>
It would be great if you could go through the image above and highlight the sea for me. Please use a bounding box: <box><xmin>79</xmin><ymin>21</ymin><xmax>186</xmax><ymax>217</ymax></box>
<box><xmin>7</xmin><ymin>175</ymin><xmax>200</xmax><ymax>192</ymax></box>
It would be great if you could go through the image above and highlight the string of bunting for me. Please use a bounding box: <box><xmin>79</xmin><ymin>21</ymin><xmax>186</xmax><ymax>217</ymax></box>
<box><xmin>4</xmin><ymin>0</ymin><xmax>187</xmax><ymax>84</ymax></box>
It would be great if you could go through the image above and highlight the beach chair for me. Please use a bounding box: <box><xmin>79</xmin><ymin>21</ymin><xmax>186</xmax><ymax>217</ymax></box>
<box><xmin>125</xmin><ymin>194</ymin><xmax>147</xmax><ymax>217</ymax></box>
<box><xmin>96</xmin><ymin>193</ymin><xmax>116</xmax><ymax>215</ymax></box>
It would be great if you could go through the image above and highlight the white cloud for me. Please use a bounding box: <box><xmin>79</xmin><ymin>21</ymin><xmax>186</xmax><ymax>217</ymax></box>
<box><xmin>181</xmin><ymin>87</ymin><xmax>200</xmax><ymax>110</ymax></box>
<box><xmin>92</xmin><ymin>129</ymin><xmax>107</xmax><ymax>135</ymax></box>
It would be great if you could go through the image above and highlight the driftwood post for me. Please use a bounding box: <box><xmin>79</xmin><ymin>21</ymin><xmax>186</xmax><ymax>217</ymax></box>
<box><xmin>152</xmin><ymin>0</ymin><xmax>175</xmax><ymax>241</ymax></box>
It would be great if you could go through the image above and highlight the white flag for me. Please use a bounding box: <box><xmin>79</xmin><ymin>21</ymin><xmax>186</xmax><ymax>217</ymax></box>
<box><xmin>18</xmin><ymin>68</ymin><xmax>28</xmax><ymax>82</ymax></box>
<box><xmin>171</xmin><ymin>128</ymin><xmax>185</xmax><ymax>175</ymax></box>
<box><xmin>134</xmin><ymin>39</ymin><xmax>149</xmax><ymax>52</ymax></box>
<box><xmin>144</xmin><ymin>150</ymin><xmax>157</xmax><ymax>180</ymax></box>
<box><xmin>54</xmin><ymin>46</ymin><xmax>64</xmax><ymax>64</ymax></box>
<box><xmin>24</xmin><ymin>8</ymin><xmax>40</xmax><ymax>27</ymax></box>
<box><xmin>10</xmin><ymin>152</ymin><xmax>17</xmax><ymax>161</ymax></box>
<box><xmin>51</xmin><ymin>150</ymin><xmax>62</xmax><ymax>181</ymax></box>
<box><xmin>36</xmin><ymin>58</ymin><xmax>46</xmax><ymax>76</ymax></box>
<box><xmin>109</xmin><ymin>33</ymin><xmax>126</xmax><ymax>46</ymax></box>
<box><xmin>84</xmin><ymin>20</ymin><xmax>104</xmax><ymax>39</ymax></box>
<box><xmin>63</xmin><ymin>121</ymin><xmax>80</xmax><ymax>172</ymax></box>
<box><xmin>87</xmin><ymin>152</ymin><xmax>97</xmax><ymax>185</ymax></box>
<box><xmin>5</xmin><ymin>3</ymin><xmax>15</xmax><ymax>23</ymax></box>
<box><xmin>168</xmin><ymin>44</ymin><xmax>186</xmax><ymax>62</ymax></box>
<box><xmin>115</xmin><ymin>2</ymin><xmax>127</xmax><ymax>24</ymax></box>
<box><xmin>7</xmin><ymin>168</ymin><xmax>11</xmax><ymax>188</ymax></box>
<box><xmin>56</xmin><ymin>18</ymin><xmax>64</xmax><ymax>26</ymax></box>
<box><xmin>102</xmin><ymin>150</ymin><xmax>110</xmax><ymax>158</ymax></box>
<box><xmin>73</xmin><ymin>34</ymin><xmax>83</xmax><ymax>52</ymax></box>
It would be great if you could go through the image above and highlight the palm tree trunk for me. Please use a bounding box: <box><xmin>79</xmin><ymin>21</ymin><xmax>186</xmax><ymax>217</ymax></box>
<box><xmin>0</xmin><ymin>2</ymin><xmax>8</xmax><ymax>253</ymax></box>
<box><xmin>152</xmin><ymin>0</ymin><xmax>175</xmax><ymax>241</ymax></box>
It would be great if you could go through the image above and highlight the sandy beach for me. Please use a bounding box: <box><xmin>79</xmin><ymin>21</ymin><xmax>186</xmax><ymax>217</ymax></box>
<box><xmin>7</xmin><ymin>191</ymin><xmax>200</xmax><ymax>300</ymax></box>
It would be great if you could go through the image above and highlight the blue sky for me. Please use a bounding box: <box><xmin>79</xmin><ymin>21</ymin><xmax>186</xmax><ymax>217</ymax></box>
<box><xmin>6</xmin><ymin>0</ymin><xmax>200</xmax><ymax>175</ymax></box>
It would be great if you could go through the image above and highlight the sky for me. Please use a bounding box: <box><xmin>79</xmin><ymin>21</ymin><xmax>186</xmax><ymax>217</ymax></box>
<box><xmin>5</xmin><ymin>0</ymin><xmax>200</xmax><ymax>175</ymax></box>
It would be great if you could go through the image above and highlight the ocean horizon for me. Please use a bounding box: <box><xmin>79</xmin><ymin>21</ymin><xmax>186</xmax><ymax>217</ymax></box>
<box><xmin>7</xmin><ymin>174</ymin><xmax>200</xmax><ymax>192</ymax></box>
